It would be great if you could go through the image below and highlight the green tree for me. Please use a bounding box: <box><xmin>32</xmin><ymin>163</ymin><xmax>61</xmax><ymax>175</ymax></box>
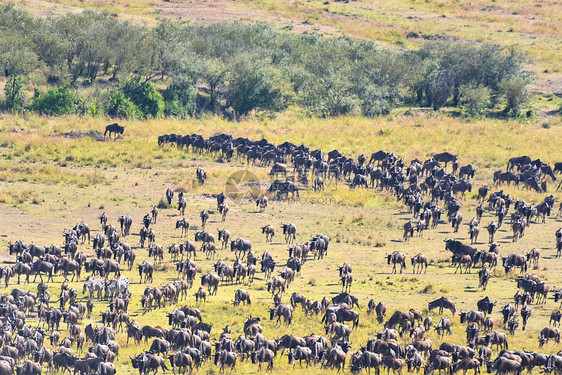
<box><xmin>4</xmin><ymin>75</ymin><xmax>27</xmax><ymax>112</ymax></box>
<box><xmin>225</xmin><ymin>55</ymin><xmax>291</xmax><ymax>117</ymax></box>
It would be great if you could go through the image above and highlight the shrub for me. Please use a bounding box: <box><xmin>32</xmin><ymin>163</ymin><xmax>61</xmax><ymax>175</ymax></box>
<box><xmin>32</xmin><ymin>84</ymin><xmax>74</xmax><ymax>115</ymax></box>
<box><xmin>105</xmin><ymin>90</ymin><xmax>138</xmax><ymax>119</ymax></box>
<box><xmin>122</xmin><ymin>77</ymin><xmax>164</xmax><ymax>118</ymax></box>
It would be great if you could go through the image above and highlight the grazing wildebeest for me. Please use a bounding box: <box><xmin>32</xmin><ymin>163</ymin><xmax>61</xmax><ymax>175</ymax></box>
<box><xmin>539</xmin><ymin>327</ymin><xmax>561</xmax><ymax>346</ymax></box>
<box><xmin>428</xmin><ymin>297</ymin><xmax>456</xmax><ymax>315</ymax></box>
<box><xmin>233</xmin><ymin>289</ymin><xmax>251</xmax><ymax>306</ymax></box>
<box><xmin>104</xmin><ymin>123</ymin><xmax>124</xmax><ymax>140</ymax></box>
<box><xmin>387</xmin><ymin>251</ymin><xmax>406</xmax><ymax>274</ymax></box>
<box><xmin>435</xmin><ymin>317</ymin><xmax>452</xmax><ymax>337</ymax></box>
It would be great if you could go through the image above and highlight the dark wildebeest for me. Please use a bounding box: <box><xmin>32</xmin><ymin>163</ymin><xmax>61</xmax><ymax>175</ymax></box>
<box><xmin>375</xmin><ymin>302</ymin><xmax>386</xmax><ymax>323</ymax></box>
<box><xmin>477</xmin><ymin>296</ymin><xmax>496</xmax><ymax>315</ymax></box>
<box><xmin>104</xmin><ymin>123</ymin><xmax>124</xmax><ymax>140</ymax></box>
<box><xmin>434</xmin><ymin>152</ymin><xmax>457</xmax><ymax>169</ymax></box>
<box><xmin>166</xmin><ymin>188</ymin><xmax>174</xmax><ymax>205</ymax></box>
<box><xmin>282</xmin><ymin>223</ymin><xmax>297</xmax><ymax>244</ymax></box>
<box><xmin>507</xmin><ymin>155</ymin><xmax>531</xmax><ymax>171</ymax></box>
<box><xmin>200</xmin><ymin>210</ymin><xmax>209</xmax><ymax>230</ymax></box>
<box><xmin>486</xmin><ymin>222</ymin><xmax>498</xmax><ymax>244</ymax></box>
<box><xmin>459</xmin><ymin>165</ymin><xmax>476</xmax><ymax>180</ymax></box>
<box><xmin>387</xmin><ymin>251</ymin><xmax>406</xmax><ymax>274</ymax></box>
<box><xmin>196</xmin><ymin>166</ymin><xmax>207</xmax><ymax>185</ymax></box>
<box><xmin>539</xmin><ymin>327</ymin><xmax>561</xmax><ymax>346</ymax></box>
<box><xmin>217</xmin><ymin>228</ymin><xmax>230</xmax><ymax>250</ymax></box>
<box><xmin>403</xmin><ymin>221</ymin><xmax>415</xmax><ymax>241</ymax></box>
<box><xmin>261</xmin><ymin>225</ymin><xmax>275</xmax><ymax>242</ymax></box>
<box><xmin>478</xmin><ymin>186</ymin><xmax>489</xmax><ymax>201</ymax></box>
<box><xmin>411</xmin><ymin>253</ymin><xmax>428</xmax><ymax>274</ymax></box>
<box><xmin>176</xmin><ymin>218</ymin><xmax>190</xmax><ymax>237</ymax></box>
<box><xmin>444</xmin><ymin>239</ymin><xmax>477</xmax><ymax>260</ymax></box>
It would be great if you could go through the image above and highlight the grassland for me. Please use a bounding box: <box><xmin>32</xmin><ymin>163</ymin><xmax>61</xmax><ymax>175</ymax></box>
<box><xmin>12</xmin><ymin>0</ymin><xmax>562</xmax><ymax>94</ymax></box>
<box><xmin>1</xmin><ymin>113</ymin><xmax>562</xmax><ymax>373</ymax></box>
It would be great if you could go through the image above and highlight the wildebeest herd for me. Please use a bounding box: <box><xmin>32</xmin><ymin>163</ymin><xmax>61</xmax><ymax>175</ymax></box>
<box><xmin>3</xmin><ymin>130</ymin><xmax>562</xmax><ymax>375</ymax></box>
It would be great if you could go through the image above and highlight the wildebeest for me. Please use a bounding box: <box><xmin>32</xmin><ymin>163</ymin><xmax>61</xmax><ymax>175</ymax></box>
<box><xmin>539</xmin><ymin>327</ymin><xmax>561</xmax><ymax>346</ymax></box>
<box><xmin>201</xmin><ymin>273</ymin><xmax>220</xmax><ymax>295</ymax></box>
<box><xmin>118</xmin><ymin>214</ymin><xmax>132</xmax><ymax>237</ymax></box>
<box><xmin>104</xmin><ymin>123</ymin><xmax>125</xmax><ymax>140</ymax></box>
<box><xmin>165</xmin><ymin>187</ymin><xmax>174</xmax><ymax>205</ymax></box>
<box><xmin>176</xmin><ymin>218</ymin><xmax>190</xmax><ymax>237</ymax></box>
<box><xmin>282</xmin><ymin>223</ymin><xmax>297</xmax><ymax>244</ymax></box>
<box><xmin>261</xmin><ymin>225</ymin><xmax>275</xmax><ymax>242</ymax></box>
<box><xmin>411</xmin><ymin>253</ymin><xmax>428</xmax><ymax>274</ymax></box>
<box><xmin>444</xmin><ymin>239</ymin><xmax>477</xmax><ymax>260</ymax></box>
<box><xmin>403</xmin><ymin>221</ymin><xmax>415</xmax><ymax>241</ymax></box>
<box><xmin>256</xmin><ymin>195</ymin><xmax>268</xmax><ymax>211</ymax></box>
<box><xmin>387</xmin><ymin>251</ymin><xmax>406</xmax><ymax>274</ymax></box>
<box><xmin>428</xmin><ymin>297</ymin><xmax>456</xmax><ymax>315</ymax></box>
<box><xmin>196</xmin><ymin>166</ymin><xmax>207</xmax><ymax>185</ymax></box>
<box><xmin>434</xmin><ymin>152</ymin><xmax>457</xmax><ymax>168</ymax></box>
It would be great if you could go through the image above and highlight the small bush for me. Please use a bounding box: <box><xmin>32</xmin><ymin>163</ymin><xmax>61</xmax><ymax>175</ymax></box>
<box><xmin>420</xmin><ymin>282</ymin><xmax>435</xmax><ymax>294</ymax></box>
<box><xmin>157</xmin><ymin>198</ymin><xmax>169</xmax><ymax>209</ymax></box>
<box><xmin>122</xmin><ymin>77</ymin><xmax>165</xmax><ymax>118</ymax></box>
<box><xmin>32</xmin><ymin>84</ymin><xmax>75</xmax><ymax>115</ymax></box>
<box><xmin>105</xmin><ymin>90</ymin><xmax>139</xmax><ymax>119</ymax></box>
